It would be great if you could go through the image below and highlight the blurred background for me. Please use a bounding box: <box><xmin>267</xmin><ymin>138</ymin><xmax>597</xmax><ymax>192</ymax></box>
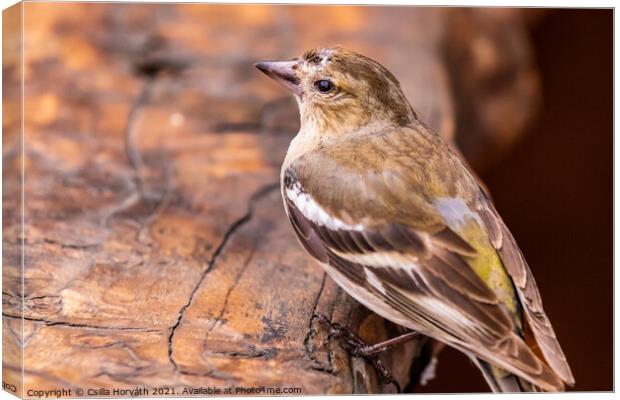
<box><xmin>420</xmin><ymin>9</ymin><xmax>613</xmax><ymax>392</ymax></box>
<box><xmin>3</xmin><ymin>4</ymin><xmax>611</xmax><ymax>394</ymax></box>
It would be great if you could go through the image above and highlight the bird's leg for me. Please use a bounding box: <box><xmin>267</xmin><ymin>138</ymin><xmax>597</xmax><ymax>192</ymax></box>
<box><xmin>314</xmin><ymin>314</ymin><xmax>420</xmax><ymax>391</ymax></box>
<box><xmin>315</xmin><ymin>314</ymin><xmax>419</xmax><ymax>356</ymax></box>
<box><xmin>355</xmin><ymin>330</ymin><xmax>421</xmax><ymax>357</ymax></box>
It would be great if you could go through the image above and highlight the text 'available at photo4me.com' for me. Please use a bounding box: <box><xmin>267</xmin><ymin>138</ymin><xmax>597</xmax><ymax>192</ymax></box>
<box><xmin>16</xmin><ymin>385</ymin><xmax>303</xmax><ymax>398</ymax></box>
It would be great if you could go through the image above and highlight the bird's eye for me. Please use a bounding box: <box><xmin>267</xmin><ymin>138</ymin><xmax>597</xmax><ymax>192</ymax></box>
<box><xmin>314</xmin><ymin>79</ymin><xmax>334</xmax><ymax>93</ymax></box>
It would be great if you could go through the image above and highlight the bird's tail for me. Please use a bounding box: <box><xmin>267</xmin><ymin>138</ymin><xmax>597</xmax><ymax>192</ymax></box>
<box><xmin>470</xmin><ymin>356</ymin><xmax>541</xmax><ymax>392</ymax></box>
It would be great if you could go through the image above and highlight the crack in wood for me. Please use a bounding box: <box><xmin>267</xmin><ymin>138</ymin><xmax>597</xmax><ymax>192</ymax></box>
<box><xmin>125</xmin><ymin>78</ymin><xmax>154</xmax><ymax>174</ymax></box>
<box><xmin>323</xmin><ymin>287</ymin><xmax>342</xmax><ymax>374</ymax></box>
<box><xmin>2</xmin><ymin>313</ymin><xmax>161</xmax><ymax>332</ymax></box>
<box><xmin>204</xmin><ymin>239</ymin><xmax>260</xmax><ymax>339</ymax></box>
<box><xmin>136</xmin><ymin>159</ymin><xmax>174</xmax><ymax>243</ymax></box>
<box><xmin>302</xmin><ymin>273</ymin><xmax>337</xmax><ymax>375</ymax></box>
<box><xmin>103</xmin><ymin>66</ymin><xmax>175</xmax><ymax>239</ymax></box>
<box><xmin>209</xmin><ymin>345</ymin><xmax>277</xmax><ymax>360</ymax></box>
<box><xmin>303</xmin><ymin>273</ymin><xmax>326</xmax><ymax>354</ymax></box>
<box><xmin>43</xmin><ymin>237</ymin><xmax>102</xmax><ymax>250</ymax></box>
<box><xmin>167</xmin><ymin>182</ymin><xmax>279</xmax><ymax>371</ymax></box>
<box><xmin>177</xmin><ymin>368</ymin><xmax>236</xmax><ymax>382</ymax></box>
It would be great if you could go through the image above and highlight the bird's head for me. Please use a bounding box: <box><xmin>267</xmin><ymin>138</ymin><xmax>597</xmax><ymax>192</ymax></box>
<box><xmin>255</xmin><ymin>46</ymin><xmax>416</xmax><ymax>136</ymax></box>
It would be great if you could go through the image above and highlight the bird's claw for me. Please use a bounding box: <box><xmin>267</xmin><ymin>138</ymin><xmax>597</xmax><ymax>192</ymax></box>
<box><xmin>313</xmin><ymin>314</ymin><xmax>400</xmax><ymax>392</ymax></box>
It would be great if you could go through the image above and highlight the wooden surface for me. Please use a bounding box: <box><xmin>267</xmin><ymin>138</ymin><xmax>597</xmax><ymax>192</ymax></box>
<box><xmin>2</xmin><ymin>4</ymin><xmax>540</xmax><ymax>395</ymax></box>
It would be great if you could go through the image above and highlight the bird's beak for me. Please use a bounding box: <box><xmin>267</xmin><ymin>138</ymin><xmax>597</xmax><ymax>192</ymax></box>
<box><xmin>254</xmin><ymin>60</ymin><xmax>301</xmax><ymax>96</ymax></box>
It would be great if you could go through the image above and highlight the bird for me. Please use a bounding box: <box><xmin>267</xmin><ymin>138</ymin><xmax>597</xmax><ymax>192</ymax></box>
<box><xmin>254</xmin><ymin>46</ymin><xmax>574</xmax><ymax>392</ymax></box>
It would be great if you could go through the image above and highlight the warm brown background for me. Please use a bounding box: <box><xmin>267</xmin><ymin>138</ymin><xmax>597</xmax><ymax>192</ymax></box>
<box><xmin>421</xmin><ymin>9</ymin><xmax>613</xmax><ymax>392</ymax></box>
<box><xmin>2</xmin><ymin>5</ymin><xmax>612</xmax><ymax>395</ymax></box>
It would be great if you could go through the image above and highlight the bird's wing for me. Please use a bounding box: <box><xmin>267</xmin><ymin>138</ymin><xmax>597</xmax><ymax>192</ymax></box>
<box><xmin>474</xmin><ymin>191</ymin><xmax>575</xmax><ymax>386</ymax></box>
<box><xmin>282</xmin><ymin>125</ymin><xmax>566</xmax><ymax>391</ymax></box>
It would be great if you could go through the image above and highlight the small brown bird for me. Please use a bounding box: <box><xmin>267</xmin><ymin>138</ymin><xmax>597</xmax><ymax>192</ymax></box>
<box><xmin>255</xmin><ymin>46</ymin><xmax>574</xmax><ymax>392</ymax></box>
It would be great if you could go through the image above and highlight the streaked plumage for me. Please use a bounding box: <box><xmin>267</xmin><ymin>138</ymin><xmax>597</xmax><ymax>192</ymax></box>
<box><xmin>255</xmin><ymin>46</ymin><xmax>574</xmax><ymax>392</ymax></box>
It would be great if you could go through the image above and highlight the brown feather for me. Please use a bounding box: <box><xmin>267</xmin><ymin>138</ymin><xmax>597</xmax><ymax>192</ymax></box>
<box><xmin>476</xmin><ymin>193</ymin><xmax>575</xmax><ymax>386</ymax></box>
